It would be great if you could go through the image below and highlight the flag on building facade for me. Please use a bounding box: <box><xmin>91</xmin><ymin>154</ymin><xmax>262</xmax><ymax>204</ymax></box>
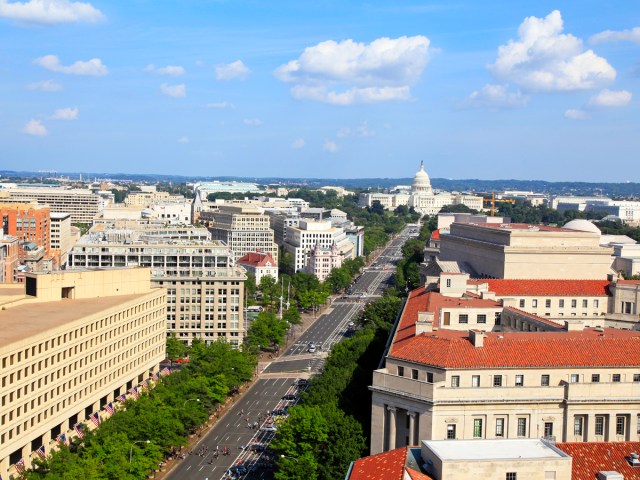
<box><xmin>104</xmin><ymin>402</ymin><xmax>114</xmax><ymax>415</ymax></box>
<box><xmin>161</xmin><ymin>367</ymin><xmax>170</xmax><ymax>376</ymax></box>
<box><xmin>74</xmin><ymin>423</ymin><xmax>85</xmax><ymax>438</ymax></box>
<box><xmin>130</xmin><ymin>386</ymin><xmax>139</xmax><ymax>398</ymax></box>
<box><xmin>15</xmin><ymin>459</ymin><xmax>25</xmax><ymax>473</ymax></box>
<box><xmin>152</xmin><ymin>371</ymin><xmax>160</xmax><ymax>380</ymax></box>
<box><xmin>36</xmin><ymin>445</ymin><xmax>46</xmax><ymax>459</ymax></box>
<box><xmin>56</xmin><ymin>433</ymin><xmax>68</xmax><ymax>445</ymax></box>
<box><xmin>116</xmin><ymin>394</ymin><xmax>126</xmax><ymax>402</ymax></box>
<box><xmin>90</xmin><ymin>412</ymin><xmax>101</xmax><ymax>427</ymax></box>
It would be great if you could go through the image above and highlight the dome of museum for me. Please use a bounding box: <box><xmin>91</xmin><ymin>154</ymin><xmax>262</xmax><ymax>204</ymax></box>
<box><xmin>563</xmin><ymin>219</ymin><xmax>601</xmax><ymax>234</ymax></box>
<box><xmin>412</xmin><ymin>162</ymin><xmax>432</xmax><ymax>193</ymax></box>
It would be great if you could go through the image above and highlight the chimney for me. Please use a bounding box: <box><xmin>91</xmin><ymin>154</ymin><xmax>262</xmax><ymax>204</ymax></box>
<box><xmin>416</xmin><ymin>312</ymin><xmax>435</xmax><ymax>335</ymax></box>
<box><xmin>469</xmin><ymin>329</ymin><xmax>486</xmax><ymax>347</ymax></box>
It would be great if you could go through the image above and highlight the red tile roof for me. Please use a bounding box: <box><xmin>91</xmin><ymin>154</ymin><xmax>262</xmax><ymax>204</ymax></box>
<box><xmin>348</xmin><ymin>447</ymin><xmax>433</xmax><ymax>480</ymax></box>
<box><xmin>618</xmin><ymin>280</ymin><xmax>640</xmax><ymax>285</ymax></box>
<box><xmin>478</xmin><ymin>279</ymin><xmax>611</xmax><ymax>296</ymax></box>
<box><xmin>430</xmin><ymin>229</ymin><xmax>440</xmax><ymax>240</ymax></box>
<box><xmin>502</xmin><ymin>306</ymin><xmax>565</xmax><ymax>329</ymax></box>
<box><xmin>389</xmin><ymin>328</ymin><xmax>640</xmax><ymax>369</ymax></box>
<box><xmin>557</xmin><ymin>442</ymin><xmax>640</xmax><ymax>480</ymax></box>
<box><xmin>236</xmin><ymin>252</ymin><xmax>276</xmax><ymax>268</ymax></box>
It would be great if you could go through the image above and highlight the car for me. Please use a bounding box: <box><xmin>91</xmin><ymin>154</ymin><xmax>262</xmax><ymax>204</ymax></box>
<box><xmin>272</xmin><ymin>408</ymin><xmax>288</xmax><ymax>416</ymax></box>
<box><xmin>307</xmin><ymin>345</ymin><xmax>317</xmax><ymax>353</ymax></box>
<box><xmin>282</xmin><ymin>393</ymin><xmax>298</xmax><ymax>401</ymax></box>
<box><xmin>260</xmin><ymin>425</ymin><xmax>278</xmax><ymax>432</ymax></box>
<box><xmin>250</xmin><ymin>443</ymin><xmax>268</xmax><ymax>452</ymax></box>
<box><xmin>347</xmin><ymin>321</ymin><xmax>355</xmax><ymax>330</ymax></box>
<box><xmin>295</xmin><ymin>378</ymin><xmax>310</xmax><ymax>387</ymax></box>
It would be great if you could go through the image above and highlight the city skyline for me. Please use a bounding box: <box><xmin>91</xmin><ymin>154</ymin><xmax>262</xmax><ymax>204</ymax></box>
<box><xmin>0</xmin><ymin>0</ymin><xmax>638</xmax><ymax>182</ymax></box>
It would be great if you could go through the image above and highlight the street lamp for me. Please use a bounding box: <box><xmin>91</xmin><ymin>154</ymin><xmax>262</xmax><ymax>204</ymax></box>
<box><xmin>183</xmin><ymin>398</ymin><xmax>200</xmax><ymax>407</ymax></box>
<box><xmin>281</xmin><ymin>454</ymin><xmax>299</xmax><ymax>463</ymax></box>
<box><xmin>130</xmin><ymin>440</ymin><xmax>151</xmax><ymax>464</ymax></box>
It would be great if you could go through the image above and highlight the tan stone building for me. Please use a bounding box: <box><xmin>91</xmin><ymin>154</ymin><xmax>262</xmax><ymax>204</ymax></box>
<box><xmin>0</xmin><ymin>187</ymin><xmax>102</xmax><ymax>224</ymax></box>
<box><xmin>0</xmin><ymin>268</ymin><xmax>166</xmax><ymax>478</ymax></box>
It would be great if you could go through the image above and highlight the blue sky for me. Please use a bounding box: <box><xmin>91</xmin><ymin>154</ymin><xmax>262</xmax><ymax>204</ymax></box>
<box><xmin>0</xmin><ymin>0</ymin><xmax>638</xmax><ymax>181</ymax></box>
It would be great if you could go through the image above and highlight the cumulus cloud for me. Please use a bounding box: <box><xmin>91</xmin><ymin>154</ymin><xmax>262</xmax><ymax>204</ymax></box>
<box><xmin>26</xmin><ymin>79</ymin><xmax>63</xmax><ymax>91</ymax></box>
<box><xmin>22</xmin><ymin>119</ymin><xmax>48</xmax><ymax>136</ymax></box>
<box><xmin>323</xmin><ymin>140</ymin><xmax>338</xmax><ymax>153</ymax></box>
<box><xmin>588</xmin><ymin>89</ymin><xmax>632</xmax><ymax>107</ymax></box>
<box><xmin>160</xmin><ymin>83</ymin><xmax>186</xmax><ymax>98</ymax></box>
<box><xmin>0</xmin><ymin>0</ymin><xmax>105</xmax><ymax>25</ymax></box>
<box><xmin>489</xmin><ymin>10</ymin><xmax>615</xmax><ymax>92</ymax></box>
<box><xmin>564</xmin><ymin>109</ymin><xmax>589</xmax><ymax>120</ymax></box>
<box><xmin>243</xmin><ymin>118</ymin><xmax>263</xmax><ymax>126</ymax></box>
<box><xmin>51</xmin><ymin>106</ymin><xmax>78</xmax><ymax>119</ymax></box>
<box><xmin>206</xmin><ymin>101</ymin><xmax>235</xmax><ymax>109</ymax></box>
<box><xmin>337</xmin><ymin>122</ymin><xmax>376</xmax><ymax>138</ymax></box>
<box><xmin>591</xmin><ymin>27</ymin><xmax>640</xmax><ymax>44</ymax></box>
<box><xmin>34</xmin><ymin>54</ymin><xmax>108</xmax><ymax>76</ymax></box>
<box><xmin>462</xmin><ymin>84</ymin><xmax>530</xmax><ymax>109</ymax></box>
<box><xmin>145</xmin><ymin>64</ymin><xmax>185</xmax><ymax>76</ymax></box>
<box><xmin>275</xmin><ymin>36</ymin><xmax>430</xmax><ymax>105</ymax></box>
<box><xmin>291</xmin><ymin>138</ymin><xmax>305</xmax><ymax>149</ymax></box>
<box><xmin>177</xmin><ymin>136</ymin><xmax>189</xmax><ymax>144</ymax></box>
<box><xmin>215</xmin><ymin>60</ymin><xmax>250</xmax><ymax>81</ymax></box>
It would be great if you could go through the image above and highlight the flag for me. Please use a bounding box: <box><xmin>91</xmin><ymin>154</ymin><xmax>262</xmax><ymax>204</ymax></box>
<box><xmin>152</xmin><ymin>371</ymin><xmax>160</xmax><ymax>380</ymax></box>
<box><xmin>130</xmin><ymin>387</ymin><xmax>139</xmax><ymax>399</ymax></box>
<box><xmin>104</xmin><ymin>402</ymin><xmax>114</xmax><ymax>415</ymax></box>
<box><xmin>74</xmin><ymin>423</ymin><xmax>85</xmax><ymax>438</ymax></box>
<box><xmin>56</xmin><ymin>433</ymin><xmax>68</xmax><ymax>445</ymax></box>
<box><xmin>36</xmin><ymin>445</ymin><xmax>46</xmax><ymax>460</ymax></box>
<box><xmin>161</xmin><ymin>367</ymin><xmax>170</xmax><ymax>376</ymax></box>
<box><xmin>15</xmin><ymin>459</ymin><xmax>25</xmax><ymax>473</ymax></box>
<box><xmin>90</xmin><ymin>412</ymin><xmax>101</xmax><ymax>427</ymax></box>
<box><xmin>116</xmin><ymin>394</ymin><xmax>126</xmax><ymax>402</ymax></box>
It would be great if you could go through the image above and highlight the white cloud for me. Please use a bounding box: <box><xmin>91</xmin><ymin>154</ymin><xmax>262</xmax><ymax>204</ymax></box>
<box><xmin>145</xmin><ymin>64</ymin><xmax>185</xmax><ymax>76</ymax></box>
<box><xmin>337</xmin><ymin>122</ymin><xmax>376</xmax><ymax>138</ymax></box>
<box><xmin>26</xmin><ymin>79</ymin><xmax>63</xmax><ymax>91</ymax></box>
<box><xmin>591</xmin><ymin>27</ymin><xmax>640</xmax><ymax>44</ymax></box>
<box><xmin>243</xmin><ymin>118</ymin><xmax>263</xmax><ymax>126</ymax></box>
<box><xmin>215</xmin><ymin>60</ymin><xmax>250</xmax><ymax>81</ymax></box>
<box><xmin>323</xmin><ymin>140</ymin><xmax>338</xmax><ymax>153</ymax></box>
<box><xmin>22</xmin><ymin>119</ymin><xmax>48</xmax><ymax>136</ymax></box>
<box><xmin>177</xmin><ymin>136</ymin><xmax>189</xmax><ymax>144</ymax></box>
<box><xmin>34</xmin><ymin>54</ymin><xmax>108</xmax><ymax>76</ymax></box>
<box><xmin>51</xmin><ymin>106</ymin><xmax>78</xmax><ymax>120</ymax></box>
<box><xmin>462</xmin><ymin>84</ymin><xmax>530</xmax><ymax>109</ymax></box>
<box><xmin>275</xmin><ymin>36</ymin><xmax>430</xmax><ymax>105</ymax></box>
<box><xmin>564</xmin><ymin>109</ymin><xmax>589</xmax><ymax>120</ymax></box>
<box><xmin>0</xmin><ymin>0</ymin><xmax>105</xmax><ymax>25</ymax></box>
<box><xmin>206</xmin><ymin>101</ymin><xmax>235</xmax><ymax>109</ymax></box>
<box><xmin>195</xmin><ymin>60</ymin><xmax>205</xmax><ymax>67</ymax></box>
<box><xmin>291</xmin><ymin>138</ymin><xmax>305</xmax><ymax>149</ymax></box>
<box><xmin>489</xmin><ymin>10</ymin><xmax>615</xmax><ymax>92</ymax></box>
<box><xmin>588</xmin><ymin>89</ymin><xmax>632</xmax><ymax>107</ymax></box>
<box><xmin>160</xmin><ymin>83</ymin><xmax>186</xmax><ymax>98</ymax></box>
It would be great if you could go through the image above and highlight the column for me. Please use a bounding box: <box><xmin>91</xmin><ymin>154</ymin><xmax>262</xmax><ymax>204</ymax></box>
<box><xmin>607</xmin><ymin>413</ymin><xmax>617</xmax><ymax>441</ymax></box>
<box><xmin>408</xmin><ymin>412</ymin><xmax>417</xmax><ymax>446</ymax></box>
<box><xmin>387</xmin><ymin>406</ymin><xmax>397</xmax><ymax>450</ymax></box>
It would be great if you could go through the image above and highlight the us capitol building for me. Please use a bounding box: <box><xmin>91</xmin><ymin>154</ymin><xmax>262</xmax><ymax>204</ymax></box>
<box><xmin>358</xmin><ymin>162</ymin><xmax>483</xmax><ymax>215</ymax></box>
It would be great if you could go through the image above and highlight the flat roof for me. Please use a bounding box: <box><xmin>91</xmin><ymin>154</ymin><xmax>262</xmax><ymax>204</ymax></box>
<box><xmin>0</xmin><ymin>293</ymin><xmax>155</xmax><ymax>349</ymax></box>
<box><xmin>424</xmin><ymin>439</ymin><xmax>569</xmax><ymax>461</ymax></box>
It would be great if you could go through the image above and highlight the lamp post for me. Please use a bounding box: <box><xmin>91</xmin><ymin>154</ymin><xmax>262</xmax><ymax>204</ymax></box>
<box><xmin>130</xmin><ymin>440</ymin><xmax>151</xmax><ymax>465</ymax></box>
<box><xmin>281</xmin><ymin>454</ymin><xmax>299</xmax><ymax>462</ymax></box>
<box><xmin>183</xmin><ymin>398</ymin><xmax>200</xmax><ymax>407</ymax></box>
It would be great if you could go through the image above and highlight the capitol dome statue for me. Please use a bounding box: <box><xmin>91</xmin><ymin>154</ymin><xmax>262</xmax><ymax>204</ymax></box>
<box><xmin>411</xmin><ymin>161</ymin><xmax>433</xmax><ymax>195</ymax></box>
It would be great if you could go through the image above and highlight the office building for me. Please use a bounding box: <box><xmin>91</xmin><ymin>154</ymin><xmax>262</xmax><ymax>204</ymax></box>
<box><xmin>49</xmin><ymin>212</ymin><xmax>72</xmax><ymax>268</ymax></box>
<box><xmin>0</xmin><ymin>187</ymin><xmax>102</xmax><ymax>224</ymax></box>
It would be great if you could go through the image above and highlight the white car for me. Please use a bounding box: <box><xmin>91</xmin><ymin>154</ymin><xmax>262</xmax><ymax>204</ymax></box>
<box><xmin>260</xmin><ymin>425</ymin><xmax>278</xmax><ymax>432</ymax></box>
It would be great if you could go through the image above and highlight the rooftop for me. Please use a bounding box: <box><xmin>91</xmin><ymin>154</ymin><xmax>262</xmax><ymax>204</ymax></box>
<box><xmin>557</xmin><ymin>442</ymin><xmax>640</xmax><ymax>480</ymax></box>
<box><xmin>425</xmin><ymin>438</ymin><xmax>569</xmax><ymax>461</ymax></box>
<box><xmin>348</xmin><ymin>447</ymin><xmax>432</xmax><ymax>480</ymax></box>
<box><xmin>477</xmin><ymin>279</ymin><xmax>611</xmax><ymax>296</ymax></box>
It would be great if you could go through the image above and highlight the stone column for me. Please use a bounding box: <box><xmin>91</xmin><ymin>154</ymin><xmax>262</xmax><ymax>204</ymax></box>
<box><xmin>387</xmin><ymin>406</ymin><xmax>397</xmax><ymax>450</ymax></box>
<box><xmin>408</xmin><ymin>412</ymin><xmax>417</xmax><ymax>446</ymax></box>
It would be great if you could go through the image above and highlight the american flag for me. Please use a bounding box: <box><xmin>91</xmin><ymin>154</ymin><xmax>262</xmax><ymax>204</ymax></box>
<box><xmin>56</xmin><ymin>433</ymin><xmax>68</xmax><ymax>445</ymax></box>
<box><xmin>152</xmin><ymin>371</ymin><xmax>160</xmax><ymax>380</ymax></box>
<box><xmin>130</xmin><ymin>387</ymin><xmax>139</xmax><ymax>399</ymax></box>
<box><xmin>116</xmin><ymin>394</ymin><xmax>127</xmax><ymax>402</ymax></box>
<box><xmin>74</xmin><ymin>423</ymin><xmax>85</xmax><ymax>438</ymax></box>
<box><xmin>104</xmin><ymin>402</ymin><xmax>115</xmax><ymax>415</ymax></box>
<box><xmin>161</xmin><ymin>367</ymin><xmax>170</xmax><ymax>376</ymax></box>
<box><xmin>36</xmin><ymin>445</ymin><xmax>46</xmax><ymax>459</ymax></box>
<box><xmin>15</xmin><ymin>459</ymin><xmax>25</xmax><ymax>473</ymax></box>
<box><xmin>90</xmin><ymin>412</ymin><xmax>101</xmax><ymax>427</ymax></box>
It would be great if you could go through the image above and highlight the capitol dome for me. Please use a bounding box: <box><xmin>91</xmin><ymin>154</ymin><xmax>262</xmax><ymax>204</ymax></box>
<box><xmin>411</xmin><ymin>161</ymin><xmax>433</xmax><ymax>194</ymax></box>
<box><xmin>563</xmin><ymin>219</ymin><xmax>601</xmax><ymax>234</ymax></box>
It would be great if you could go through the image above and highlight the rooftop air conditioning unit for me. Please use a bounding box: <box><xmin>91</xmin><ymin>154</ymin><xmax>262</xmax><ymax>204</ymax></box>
<box><xmin>628</xmin><ymin>452</ymin><xmax>640</xmax><ymax>467</ymax></box>
<box><xmin>597</xmin><ymin>471</ymin><xmax>624</xmax><ymax>480</ymax></box>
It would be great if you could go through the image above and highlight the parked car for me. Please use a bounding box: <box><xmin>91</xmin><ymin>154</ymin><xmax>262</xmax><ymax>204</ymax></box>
<box><xmin>282</xmin><ymin>393</ymin><xmax>298</xmax><ymax>401</ymax></box>
<box><xmin>272</xmin><ymin>408</ymin><xmax>288</xmax><ymax>416</ymax></box>
<box><xmin>260</xmin><ymin>425</ymin><xmax>278</xmax><ymax>432</ymax></box>
<box><xmin>295</xmin><ymin>378</ymin><xmax>310</xmax><ymax>387</ymax></box>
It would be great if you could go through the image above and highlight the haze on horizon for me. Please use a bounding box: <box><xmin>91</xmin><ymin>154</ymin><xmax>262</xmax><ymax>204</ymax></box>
<box><xmin>0</xmin><ymin>0</ymin><xmax>638</xmax><ymax>183</ymax></box>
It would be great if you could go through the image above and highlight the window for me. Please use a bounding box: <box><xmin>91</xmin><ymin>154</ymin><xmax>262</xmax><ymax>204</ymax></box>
<box><xmin>426</xmin><ymin>372</ymin><xmax>434</xmax><ymax>383</ymax></box>
<box><xmin>623</xmin><ymin>302</ymin><xmax>633</xmax><ymax>314</ymax></box>
<box><xmin>571</xmin><ymin>299</ymin><xmax>577</xmax><ymax>308</ymax></box>
<box><xmin>544</xmin><ymin>422</ymin><xmax>553</xmax><ymax>438</ymax></box>
<box><xmin>532</xmin><ymin>299</ymin><xmax>538</xmax><ymax>308</ymax></box>
<box><xmin>617</xmin><ymin>416</ymin><xmax>626</xmax><ymax>436</ymax></box>
<box><xmin>634</xmin><ymin>374</ymin><xmax>640</xmax><ymax>383</ymax></box>
<box><xmin>495</xmin><ymin>312</ymin><xmax>502</xmax><ymax>325</ymax></box>
<box><xmin>570</xmin><ymin>374</ymin><xmax>580</xmax><ymax>383</ymax></box>
<box><xmin>472</xmin><ymin>375</ymin><xmax>480</xmax><ymax>387</ymax></box>
<box><xmin>447</xmin><ymin>424</ymin><xmax>456</xmax><ymax>439</ymax></box>
<box><xmin>595</xmin><ymin>416</ymin><xmax>605</xmax><ymax>436</ymax></box>
<box><xmin>473</xmin><ymin>419</ymin><xmax>483</xmax><ymax>438</ymax></box>
<box><xmin>594</xmin><ymin>299</ymin><xmax>599</xmax><ymax>308</ymax></box>
<box><xmin>592</xmin><ymin>374</ymin><xmax>600</xmax><ymax>383</ymax></box>
<box><xmin>397</xmin><ymin>366</ymin><xmax>404</xmax><ymax>377</ymax></box>
<box><xmin>446</xmin><ymin>279</ymin><xmax>452</xmax><ymax>288</ymax></box>
<box><xmin>517</xmin><ymin>418</ymin><xmax>527</xmax><ymax>437</ymax></box>
<box><xmin>559</xmin><ymin>299</ymin><xmax>565</xmax><ymax>308</ymax></box>
<box><xmin>495</xmin><ymin>418</ymin><xmax>504</xmax><ymax>437</ymax></box>
<box><xmin>477</xmin><ymin>314</ymin><xmax>486</xmax><ymax>324</ymax></box>
<box><xmin>412</xmin><ymin>369</ymin><xmax>419</xmax><ymax>380</ymax></box>
<box><xmin>582</xmin><ymin>299</ymin><xmax>588</xmax><ymax>308</ymax></box>
<box><xmin>541</xmin><ymin>375</ymin><xmax>550</xmax><ymax>386</ymax></box>
<box><xmin>515</xmin><ymin>375</ymin><xmax>524</xmax><ymax>387</ymax></box>
<box><xmin>519</xmin><ymin>299</ymin><xmax>525</xmax><ymax>308</ymax></box>
<box><xmin>506</xmin><ymin>472</ymin><xmax>517</xmax><ymax>480</ymax></box>
<box><xmin>545</xmin><ymin>299</ymin><xmax>551</xmax><ymax>308</ymax></box>
<box><xmin>493</xmin><ymin>375</ymin><xmax>503</xmax><ymax>387</ymax></box>
<box><xmin>574</xmin><ymin>417</ymin><xmax>584</xmax><ymax>436</ymax></box>
<box><xmin>459</xmin><ymin>314</ymin><xmax>468</xmax><ymax>324</ymax></box>
<box><xmin>451</xmin><ymin>376</ymin><xmax>460</xmax><ymax>388</ymax></box>
<box><xmin>613</xmin><ymin>374</ymin><xmax>621</xmax><ymax>382</ymax></box>
<box><xmin>637</xmin><ymin>416</ymin><xmax>640</xmax><ymax>435</ymax></box>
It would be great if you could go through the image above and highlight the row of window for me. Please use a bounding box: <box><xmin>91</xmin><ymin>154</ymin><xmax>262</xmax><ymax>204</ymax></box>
<box><xmin>519</xmin><ymin>298</ymin><xmax>600</xmax><ymax>309</ymax></box>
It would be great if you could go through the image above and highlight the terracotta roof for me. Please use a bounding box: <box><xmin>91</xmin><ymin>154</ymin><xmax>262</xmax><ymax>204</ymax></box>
<box><xmin>348</xmin><ymin>447</ymin><xmax>433</xmax><ymax>480</ymax></box>
<box><xmin>389</xmin><ymin>328</ymin><xmax>640</xmax><ymax>369</ymax></box>
<box><xmin>391</xmin><ymin>288</ymin><xmax>501</xmax><ymax>352</ymax></box>
<box><xmin>502</xmin><ymin>306</ymin><xmax>565</xmax><ymax>329</ymax></box>
<box><xmin>618</xmin><ymin>280</ymin><xmax>640</xmax><ymax>285</ymax></box>
<box><xmin>478</xmin><ymin>279</ymin><xmax>611</xmax><ymax>296</ymax></box>
<box><xmin>430</xmin><ymin>229</ymin><xmax>440</xmax><ymax>240</ymax></box>
<box><xmin>236</xmin><ymin>252</ymin><xmax>276</xmax><ymax>268</ymax></box>
<box><xmin>556</xmin><ymin>442</ymin><xmax>640</xmax><ymax>480</ymax></box>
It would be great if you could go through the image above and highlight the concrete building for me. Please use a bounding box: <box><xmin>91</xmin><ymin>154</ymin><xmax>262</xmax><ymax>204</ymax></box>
<box><xmin>148</xmin><ymin>200</ymin><xmax>193</xmax><ymax>225</ymax></box>
<box><xmin>194</xmin><ymin>181</ymin><xmax>262</xmax><ymax>198</ymax></box>
<box><xmin>50</xmin><ymin>212</ymin><xmax>71</xmax><ymax>268</ymax></box>
<box><xmin>0</xmin><ymin>268</ymin><xmax>166</xmax><ymax>478</ymax></box>
<box><xmin>0</xmin><ymin>187</ymin><xmax>102</xmax><ymax>224</ymax></box>
<box><xmin>67</xmin><ymin>230</ymin><xmax>246</xmax><ymax>346</ymax></box>
<box><xmin>202</xmin><ymin>204</ymin><xmax>278</xmax><ymax>264</ymax></box>
<box><xmin>267</xmin><ymin>212</ymin><xmax>300</xmax><ymax>246</ymax></box>
<box><xmin>305</xmin><ymin>243</ymin><xmax>343</xmax><ymax>282</ymax></box>
<box><xmin>0</xmin><ymin>233</ymin><xmax>19</xmax><ymax>283</ymax></box>
<box><xmin>125</xmin><ymin>190</ymin><xmax>185</xmax><ymax>207</ymax></box>
<box><xmin>284</xmin><ymin>220</ymin><xmax>355</xmax><ymax>274</ymax></box>
<box><xmin>237</xmin><ymin>252</ymin><xmax>278</xmax><ymax>284</ymax></box>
